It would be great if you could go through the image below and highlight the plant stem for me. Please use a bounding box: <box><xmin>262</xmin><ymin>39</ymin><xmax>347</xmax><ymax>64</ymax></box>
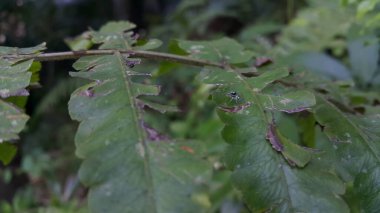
<box><xmin>5</xmin><ymin>49</ymin><xmax>299</xmax><ymax>87</ymax></box>
<box><xmin>7</xmin><ymin>49</ymin><xmax>225</xmax><ymax>68</ymax></box>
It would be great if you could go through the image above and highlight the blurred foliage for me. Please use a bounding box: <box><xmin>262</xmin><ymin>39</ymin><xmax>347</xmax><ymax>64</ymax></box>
<box><xmin>0</xmin><ymin>0</ymin><xmax>379</xmax><ymax>212</ymax></box>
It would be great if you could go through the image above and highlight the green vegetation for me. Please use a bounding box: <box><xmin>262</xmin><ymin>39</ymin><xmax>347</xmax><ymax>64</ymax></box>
<box><xmin>0</xmin><ymin>0</ymin><xmax>379</xmax><ymax>212</ymax></box>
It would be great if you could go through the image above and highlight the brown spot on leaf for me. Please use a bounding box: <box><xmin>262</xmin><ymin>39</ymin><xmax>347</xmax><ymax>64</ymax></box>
<box><xmin>255</xmin><ymin>57</ymin><xmax>273</xmax><ymax>67</ymax></box>
<box><xmin>180</xmin><ymin>146</ymin><xmax>194</xmax><ymax>154</ymax></box>
<box><xmin>80</xmin><ymin>87</ymin><xmax>94</xmax><ymax>97</ymax></box>
<box><xmin>141</xmin><ymin>121</ymin><xmax>168</xmax><ymax>141</ymax></box>
<box><xmin>0</xmin><ymin>89</ymin><xmax>29</xmax><ymax>98</ymax></box>
<box><xmin>266</xmin><ymin>122</ymin><xmax>284</xmax><ymax>152</ymax></box>
<box><xmin>280</xmin><ymin>107</ymin><xmax>310</xmax><ymax>114</ymax></box>
<box><xmin>218</xmin><ymin>102</ymin><xmax>251</xmax><ymax>113</ymax></box>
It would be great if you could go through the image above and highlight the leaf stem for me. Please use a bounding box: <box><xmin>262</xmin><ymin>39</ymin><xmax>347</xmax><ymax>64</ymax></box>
<box><xmin>6</xmin><ymin>49</ymin><xmax>225</xmax><ymax>68</ymax></box>
<box><xmin>115</xmin><ymin>51</ymin><xmax>158</xmax><ymax>212</ymax></box>
<box><xmin>5</xmin><ymin>49</ymin><xmax>298</xmax><ymax>87</ymax></box>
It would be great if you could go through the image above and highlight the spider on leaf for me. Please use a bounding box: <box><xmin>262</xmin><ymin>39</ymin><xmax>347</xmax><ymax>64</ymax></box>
<box><xmin>226</xmin><ymin>91</ymin><xmax>241</xmax><ymax>104</ymax></box>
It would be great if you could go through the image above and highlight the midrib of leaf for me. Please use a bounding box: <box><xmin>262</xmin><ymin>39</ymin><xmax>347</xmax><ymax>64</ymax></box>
<box><xmin>115</xmin><ymin>52</ymin><xmax>157</xmax><ymax>213</ymax></box>
<box><xmin>318</xmin><ymin>94</ymin><xmax>380</xmax><ymax>162</ymax></box>
<box><xmin>280</xmin><ymin>166</ymin><xmax>296</xmax><ymax>208</ymax></box>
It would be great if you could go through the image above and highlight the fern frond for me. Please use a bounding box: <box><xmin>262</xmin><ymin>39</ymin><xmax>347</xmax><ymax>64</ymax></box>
<box><xmin>68</xmin><ymin>52</ymin><xmax>210</xmax><ymax>213</ymax></box>
<box><xmin>178</xmin><ymin>38</ymin><xmax>349</xmax><ymax>212</ymax></box>
<box><xmin>0</xmin><ymin>43</ymin><xmax>45</xmax><ymax>164</ymax></box>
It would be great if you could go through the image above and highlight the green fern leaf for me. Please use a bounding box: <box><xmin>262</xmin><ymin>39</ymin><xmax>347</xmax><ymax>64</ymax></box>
<box><xmin>314</xmin><ymin>95</ymin><xmax>380</xmax><ymax>212</ymax></box>
<box><xmin>90</xmin><ymin>21</ymin><xmax>162</xmax><ymax>51</ymax></box>
<box><xmin>91</xmin><ymin>21</ymin><xmax>137</xmax><ymax>49</ymax></box>
<box><xmin>0</xmin><ymin>43</ymin><xmax>45</xmax><ymax>164</ymax></box>
<box><xmin>178</xmin><ymin>37</ymin><xmax>254</xmax><ymax>64</ymax></box>
<box><xmin>68</xmin><ymin>52</ymin><xmax>210</xmax><ymax>213</ymax></box>
<box><xmin>196</xmin><ymin>65</ymin><xmax>348</xmax><ymax>212</ymax></box>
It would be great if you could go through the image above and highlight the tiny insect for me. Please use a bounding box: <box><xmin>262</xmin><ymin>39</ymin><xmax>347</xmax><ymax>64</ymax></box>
<box><xmin>227</xmin><ymin>91</ymin><xmax>240</xmax><ymax>103</ymax></box>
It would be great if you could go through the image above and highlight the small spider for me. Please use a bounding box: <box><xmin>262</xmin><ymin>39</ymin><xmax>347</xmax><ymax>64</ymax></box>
<box><xmin>227</xmin><ymin>91</ymin><xmax>240</xmax><ymax>103</ymax></box>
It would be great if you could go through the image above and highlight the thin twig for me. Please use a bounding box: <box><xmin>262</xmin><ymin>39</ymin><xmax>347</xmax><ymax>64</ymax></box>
<box><xmin>5</xmin><ymin>49</ymin><xmax>225</xmax><ymax>68</ymax></box>
<box><xmin>4</xmin><ymin>49</ymin><xmax>300</xmax><ymax>87</ymax></box>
